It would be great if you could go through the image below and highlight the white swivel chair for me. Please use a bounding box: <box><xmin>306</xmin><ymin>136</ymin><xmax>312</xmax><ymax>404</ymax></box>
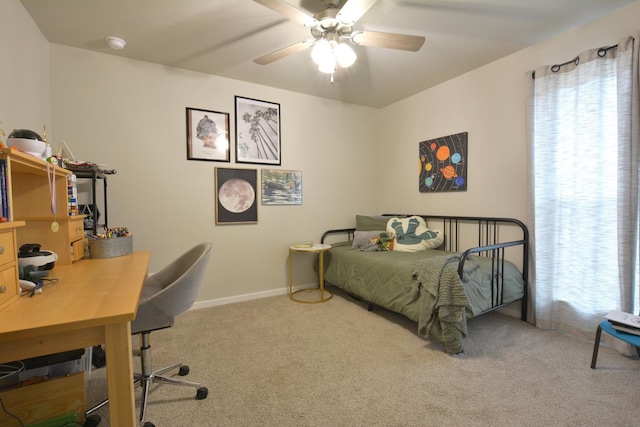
<box><xmin>87</xmin><ymin>242</ymin><xmax>213</xmax><ymax>427</ymax></box>
<box><xmin>133</xmin><ymin>242</ymin><xmax>212</xmax><ymax>426</ymax></box>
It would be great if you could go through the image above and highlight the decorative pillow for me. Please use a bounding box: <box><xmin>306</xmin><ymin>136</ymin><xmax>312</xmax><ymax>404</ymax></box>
<box><xmin>355</xmin><ymin>215</ymin><xmax>392</xmax><ymax>231</ymax></box>
<box><xmin>386</xmin><ymin>216</ymin><xmax>443</xmax><ymax>252</ymax></box>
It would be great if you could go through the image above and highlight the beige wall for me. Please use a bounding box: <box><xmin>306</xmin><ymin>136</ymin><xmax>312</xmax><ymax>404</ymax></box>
<box><xmin>47</xmin><ymin>45</ymin><xmax>378</xmax><ymax>304</ymax></box>
<box><xmin>0</xmin><ymin>1</ymin><xmax>50</xmax><ymax>137</ymax></box>
<box><xmin>3</xmin><ymin>0</ymin><xmax>639</xmax><ymax>306</ymax></box>
<box><xmin>378</xmin><ymin>1</ymin><xmax>640</xmax><ymax>226</ymax></box>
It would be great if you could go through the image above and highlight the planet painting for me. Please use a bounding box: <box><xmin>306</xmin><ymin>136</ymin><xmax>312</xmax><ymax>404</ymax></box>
<box><xmin>218</xmin><ymin>178</ymin><xmax>255</xmax><ymax>213</ymax></box>
<box><xmin>418</xmin><ymin>132</ymin><xmax>468</xmax><ymax>193</ymax></box>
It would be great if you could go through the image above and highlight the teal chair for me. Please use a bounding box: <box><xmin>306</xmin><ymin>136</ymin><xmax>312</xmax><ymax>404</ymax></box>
<box><xmin>590</xmin><ymin>319</ymin><xmax>640</xmax><ymax>368</ymax></box>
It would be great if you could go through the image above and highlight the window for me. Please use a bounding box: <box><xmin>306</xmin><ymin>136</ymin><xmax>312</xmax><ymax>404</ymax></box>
<box><xmin>527</xmin><ymin>37</ymin><xmax>639</xmax><ymax>345</ymax></box>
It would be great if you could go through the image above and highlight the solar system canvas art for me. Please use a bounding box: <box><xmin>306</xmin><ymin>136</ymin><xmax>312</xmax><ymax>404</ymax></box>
<box><xmin>419</xmin><ymin>132</ymin><xmax>468</xmax><ymax>193</ymax></box>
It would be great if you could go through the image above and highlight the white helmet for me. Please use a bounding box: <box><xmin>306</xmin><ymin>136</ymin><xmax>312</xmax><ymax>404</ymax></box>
<box><xmin>18</xmin><ymin>243</ymin><xmax>58</xmax><ymax>270</ymax></box>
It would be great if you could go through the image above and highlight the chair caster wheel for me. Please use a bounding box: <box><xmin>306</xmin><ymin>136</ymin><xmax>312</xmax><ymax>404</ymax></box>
<box><xmin>143</xmin><ymin>422</ymin><xmax>155</xmax><ymax>427</ymax></box>
<box><xmin>196</xmin><ymin>386</ymin><xmax>208</xmax><ymax>400</ymax></box>
<box><xmin>179</xmin><ymin>365</ymin><xmax>190</xmax><ymax>376</ymax></box>
<box><xmin>83</xmin><ymin>414</ymin><xmax>101</xmax><ymax>426</ymax></box>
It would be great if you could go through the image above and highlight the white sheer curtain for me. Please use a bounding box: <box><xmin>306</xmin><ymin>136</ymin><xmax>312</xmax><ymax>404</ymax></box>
<box><xmin>526</xmin><ymin>35</ymin><xmax>639</xmax><ymax>353</ymax></box>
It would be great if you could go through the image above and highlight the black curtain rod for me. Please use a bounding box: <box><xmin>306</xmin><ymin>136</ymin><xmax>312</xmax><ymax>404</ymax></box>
<box><xmin>531</xmin><ymin>44</ymin><xmax>619</xmax><ymax>79</ymax></box>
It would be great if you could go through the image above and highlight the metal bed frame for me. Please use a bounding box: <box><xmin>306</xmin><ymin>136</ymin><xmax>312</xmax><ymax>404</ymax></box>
<box><xmin>321</xmin><ymin>215</ymin><xmax>529</xmax><ymax>320</ymax></box>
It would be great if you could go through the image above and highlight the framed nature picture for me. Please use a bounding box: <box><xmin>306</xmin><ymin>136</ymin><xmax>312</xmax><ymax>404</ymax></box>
<box><xmin>261</xmin><ymin>169</ymin><xmax>302</xmax><ymax>205</ymax></box>
<box><xmin>235</xmin><ymin>96</ymin><xmax>281</xmax><ymax>165</ymax></box>
<box><xmin>186</xmin><ymin>107</ymin><xmax>230</xmax><ymax>162</ymax></box>
<box><xmin>215</xmin><ymin>167</ymin><xmax>258</xmax><ymax>224</ymax></box>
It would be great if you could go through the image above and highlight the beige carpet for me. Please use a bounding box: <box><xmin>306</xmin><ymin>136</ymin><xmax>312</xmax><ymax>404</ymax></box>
<box><xmin>86</xmin><ymin>287</ymin><xmax>639</xmax><ymax>426</ymax></box>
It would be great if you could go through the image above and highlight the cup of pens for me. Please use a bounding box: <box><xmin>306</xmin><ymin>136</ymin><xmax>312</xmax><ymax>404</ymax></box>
<box><xmin>88</xmin><ymin>227</ymin><xmax>133</xmax><ymax>259</ymax></box>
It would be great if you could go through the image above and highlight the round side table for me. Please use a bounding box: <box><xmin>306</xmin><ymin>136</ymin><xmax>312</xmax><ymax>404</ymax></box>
<box><xmin>288</xmin><ymin>243</ymin><xmax>333</xmax><ymax>304</ymax></box>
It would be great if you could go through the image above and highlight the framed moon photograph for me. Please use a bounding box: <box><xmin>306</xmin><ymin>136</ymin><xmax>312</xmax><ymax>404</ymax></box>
<box><xmin>235</xmin><ymin>96</ymin><xmax>281</xmax><ymax>165</ymax></box>
<box><xmin>215</xmin><ymin>167</ymin><xmax>258</xmax><ymax>224</ymax></box>
<box><xmin>186</xmin><ymin>107</ymin><xmax>230</xmax><ymax>162</ymax></box>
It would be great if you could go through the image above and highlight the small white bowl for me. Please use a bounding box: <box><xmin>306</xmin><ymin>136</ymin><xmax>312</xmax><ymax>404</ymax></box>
<box><xmin>7</xmin><ymin>137</ymin><xmax>46</xmax><ymax>158</ymax></box>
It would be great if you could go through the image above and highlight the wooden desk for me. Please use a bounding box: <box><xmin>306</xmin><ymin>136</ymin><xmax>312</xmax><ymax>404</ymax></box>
<box><xmin>0</xmin><ymin>251</ymin><xmax>150</xmax><ymax>426</ymax></box>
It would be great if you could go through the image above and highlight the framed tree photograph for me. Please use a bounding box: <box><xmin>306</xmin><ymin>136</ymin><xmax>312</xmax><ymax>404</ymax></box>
<box><xmin>235</xmin><ymin>96</ymin><xmax>281</xmax><ymax>165</ymax></box>
<box><xmin>261</xmin><ymin>169</ymin><xmax>302</xmax><ymax>205</ymax></box>
<box><xmin>215</xmin><ymin>167</ymin><xmax>258</xmax><ymax>224</ymax></box>
<box><xmin>186</xmin><ymin>107</ymin><xmax>230</xmax><ymax>162</ymax></box>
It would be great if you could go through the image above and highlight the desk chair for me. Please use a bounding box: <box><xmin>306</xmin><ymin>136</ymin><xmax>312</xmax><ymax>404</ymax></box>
<box><xmin>590</xmin><ymin>319</ymin><xmax>640</xmax><ymax>368</ymax></box>
<box><xmin>88</xmin><ymin>242</ymin><xmax>213</xmax><ymax>427</ymax></box>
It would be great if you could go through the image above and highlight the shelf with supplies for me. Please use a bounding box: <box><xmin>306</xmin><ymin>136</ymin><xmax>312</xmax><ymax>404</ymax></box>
<box><xmin>0</xmin><ymin>148</ymin><xmax>86</xmax><ymax>267</ymax></box>
<box><xmin>65</xmin><ymin>166</ymin><xmax>110</xmax><ymax>237</ymax></box>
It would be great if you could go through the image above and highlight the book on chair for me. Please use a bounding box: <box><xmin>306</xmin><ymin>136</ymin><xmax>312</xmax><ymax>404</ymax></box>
<box><xmin>605</xmin><ymin>310</ymin><xmax>640</xmax><ymax>335</ymax></box>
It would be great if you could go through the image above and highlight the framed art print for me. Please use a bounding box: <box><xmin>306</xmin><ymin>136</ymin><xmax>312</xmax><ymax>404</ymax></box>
<box><xmin>186</xmin><ymin>107</ymin><xmax>230</xmax><ymax>162</ymax></box>
<box><xmin>419</xmin><ymin>132</ymin><xmax>468</xmax><ymax>192</ymax></box>
<box><xmin>261</xmin><ymin>169</ymin><xmax>302</xmax><ymax>205</ymax></box>
<box><xmin>215</xmin><ymin>167</ymin><xmax>258</xmax><ymax>224</ymax></box>
<box><xmin>235</xmin><ymin>96</ymin><xmax>281</xmax><ymax>165</ymax></box>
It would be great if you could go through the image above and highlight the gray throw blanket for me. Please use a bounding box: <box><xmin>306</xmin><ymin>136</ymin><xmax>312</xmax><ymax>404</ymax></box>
<box><xmin>412</xmin><ymin>255</ymin><xmax>476</xmax><ymax>353</ymax></box>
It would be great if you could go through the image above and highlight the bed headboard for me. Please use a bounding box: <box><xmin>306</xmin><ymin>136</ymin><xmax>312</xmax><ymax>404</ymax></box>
<box><xmin>384</xmin><ymin>214</ymin><xmax>529</xmax><ymax>252</ymax></box>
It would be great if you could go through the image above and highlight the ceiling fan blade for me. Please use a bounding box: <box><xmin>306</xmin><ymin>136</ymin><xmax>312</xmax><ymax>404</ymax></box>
<box><xmin>253</xmin><ymin>40</ymin><xmax>313</xmax><ymax>65</ymax></box>
<box><xmin>253</xmin><ymin>0</ymin><xmax>317</xmax><ymax>27</ymax></box>
<box><xmin>337</xmin><ymin>0</ymin><xmax>379</xmax><ymax>25</ymax></box>
<box><xmin>351</xmin><ymin>30</ymin><xmax>425</xmax><ymax>52</ymax></box>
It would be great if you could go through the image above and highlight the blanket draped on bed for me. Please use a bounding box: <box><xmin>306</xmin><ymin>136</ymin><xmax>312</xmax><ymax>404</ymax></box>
<box><xmin>412</xmin><ymin>255</ymin><xmax>476</xmax><ymax>353</ymax></box>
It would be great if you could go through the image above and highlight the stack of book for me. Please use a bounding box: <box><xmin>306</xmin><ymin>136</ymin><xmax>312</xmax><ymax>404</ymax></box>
<box><xmin>605</xmin><ymin>310</ymin><xmax>640</xmax><ymax>336</ymax></box>
<box><xmin>0</xmin><ymin>158</ymin><xmax>9</xmax><ymax>220</ymax></box>
<box><xmin>67</xmin><ymin>174</ymin><xmax>78</xmax><ymax>216</ymax></box>
<box><xmin>292</xmin><ymin>241</ymin><xmax>313</xmax><ymax>248</ymax></box>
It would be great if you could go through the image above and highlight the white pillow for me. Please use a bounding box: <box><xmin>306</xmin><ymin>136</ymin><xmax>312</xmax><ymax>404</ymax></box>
<box><xmin>386</xmin><ymin>216</ymin><xmax>443</xmax><ymax>252</ymax></box>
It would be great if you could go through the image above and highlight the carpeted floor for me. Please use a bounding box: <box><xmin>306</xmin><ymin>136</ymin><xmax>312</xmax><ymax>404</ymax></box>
<box><xmin>86</xmin><ymin>286</ymin><xmax>639</xmax><ymax>426</ymax></box>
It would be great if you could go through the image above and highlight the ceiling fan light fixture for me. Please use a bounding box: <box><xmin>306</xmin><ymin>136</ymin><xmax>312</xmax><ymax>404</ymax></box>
<box><xmin>351</xmin><ymin>31</ymin><xmax>363</xmax><ymax>46</ymax></box>
<box><xmin>319</xmin><ymin>17</ymin><xmax>339</xmax><ymax>29</ymax></box>
<box><xmin>312</xmin><ymin>38</ymin><xmax>355</xmax><ymax>73</ymax></box>
<box><xmin>336</xmin><ymin>42</ymin><xmax>356</xmax><ymax>68</ymax></box>
<box><xmin>318</xmin><ymin>55</ymin><xmax>336</xmax><ymax>74</ymax></box>
<box><xmin>311</xmin><ymin>39</ymin><xmax>332</xmax><ymax>65</ymax></box>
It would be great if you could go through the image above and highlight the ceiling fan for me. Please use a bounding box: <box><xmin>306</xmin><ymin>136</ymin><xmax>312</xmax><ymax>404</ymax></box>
<box><xmin>252</xmin><ymin>0</ymin><xmax>425</xmax><ymax>79</ymax></box>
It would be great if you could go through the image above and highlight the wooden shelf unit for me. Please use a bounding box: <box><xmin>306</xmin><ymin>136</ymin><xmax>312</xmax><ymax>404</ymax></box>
<box><xmin>0</xmin><ymin>373</ymin><xmax>86</xmax><ymax>426</ymax></box>
<box><xmin>0</xmin><ymin>221</ymin><xmax>25</xmax><ymax>310</ymax></box>
<box><xmin>1</xmin><ymin>148</ymin><xmax>86</xmax><ymax>266</ymax></box>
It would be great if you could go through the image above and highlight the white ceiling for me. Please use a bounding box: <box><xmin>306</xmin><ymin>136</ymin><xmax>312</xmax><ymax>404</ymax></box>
<box><xmin>20</xmin><ymin>0</ymin><xmax>636</xmax><ymax>108</ymax></box>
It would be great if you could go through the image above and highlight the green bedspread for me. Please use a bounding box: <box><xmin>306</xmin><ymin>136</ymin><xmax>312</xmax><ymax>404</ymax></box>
<box><xmin>323</xmin><ymin>242</ymin><xmax>525</xmax><ymax>353</ymax></box>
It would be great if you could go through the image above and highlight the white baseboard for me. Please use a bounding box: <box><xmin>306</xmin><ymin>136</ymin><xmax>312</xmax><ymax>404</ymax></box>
<box><xmin>191</xmin><ymin>284</ymin><xmax>316</xmax><ymax>310</ymax></box>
